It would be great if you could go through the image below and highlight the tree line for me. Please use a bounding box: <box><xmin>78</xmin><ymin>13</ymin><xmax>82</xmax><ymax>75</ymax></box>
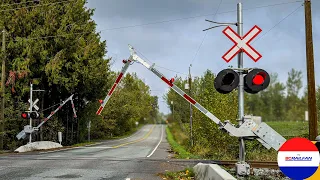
<box><xmin>0</xmin><ymin>0</ymin><xmax>160</xmax><ymax>150</ymax></box>
<box><xmin>164</xmin><ymin>68</ymin><xmax>320</xmax><ymax>159</ymax></box>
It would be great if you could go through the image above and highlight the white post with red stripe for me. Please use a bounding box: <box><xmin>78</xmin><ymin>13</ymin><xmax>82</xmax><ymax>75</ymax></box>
<box><xmin>96</xmin><ymin>59</ymin><xmax>132</xmax><ymax>115</ymax></box>
<box><xmin>36</xmin><ymin>94</ymin><xmax>77</xmax><ymax>129</ymax></box>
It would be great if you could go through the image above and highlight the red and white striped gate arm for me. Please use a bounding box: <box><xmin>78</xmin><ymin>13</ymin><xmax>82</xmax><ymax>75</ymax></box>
<box><xmin>36</xmin><ymin>94</ymin><xmax>77</xmax><ymax>129</ymax></box>
<box><xmin>128</xmin><ymin>44</ymin><xmax>222</xmax><ymax>126</ymax></box>
<box><xmin>96</xmin><ymin>59</ymin><xmax>132</xmax><ymax>115</ymax></box>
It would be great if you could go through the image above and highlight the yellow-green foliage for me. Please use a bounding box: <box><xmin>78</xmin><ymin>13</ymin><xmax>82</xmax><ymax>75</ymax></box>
<box><xmin>165</xmin><ymin>70</ymin><xmax>240</xmax><ymax>159</ymax></box>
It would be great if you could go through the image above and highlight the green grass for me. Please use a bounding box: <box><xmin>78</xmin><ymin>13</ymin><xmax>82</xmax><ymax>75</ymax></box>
<box><xmin>158</xmin><ymin>168</ymin><xmax>195</xmax><ymax>180</ymax></box>
<box><xmin>166</xmin><ymin>126</ymin><xmax>200</xmax><ymax>159</ymax></box>
<box><xmin>266</xmin><ymin>121</ymin><xmax>315</xmax><ymax>137</ymax></box>
<box><xmin>71</xmin><ymin>141</ymin><xmax>97</xmax><ymax>147</ymax></box>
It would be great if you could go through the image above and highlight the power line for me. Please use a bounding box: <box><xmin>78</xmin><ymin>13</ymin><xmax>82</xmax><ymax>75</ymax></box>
<box><xmin>133</xmin><ymin>47</ymin><xmax>188</xmax><ymax>76</ymax></box>
<box><xmin>155</xmin><ymin>65</ymin><xmax>188</xmax><ymax>76</ymax></box>
<box><xmin>0</xmin><ymin>0</ymin><xmax>74</xmax><ymax>13</ymax></box>
<box><xmin>97</xmin><ymin>1</ymin><xmax>302</xmax><ymax>31</ymax></box>
<box><xmin>190</xmin><ymin>0</ymin><xmax>223</xmax><ymax>66</ymax></box>
<box><xmin>13</xmin><ymin>32</ymin><xmax>90</xmax><ymax>41</ymax></box>
<box><xmin>10</xmin><ymin>0</ymin><xmax>302</xmax><ymax>42</ymax></box>
<box><xmin>0</xmin><ymin>0</ymin><xmax>35</xmax><ymax>7</ymax></box>
<box><xmin>251</xmin><ymin>3</ymin><xmax>303</xmax><ymax>44</ymax></box>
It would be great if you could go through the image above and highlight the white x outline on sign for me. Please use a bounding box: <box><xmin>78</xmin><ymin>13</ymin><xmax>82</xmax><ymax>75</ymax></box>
<box><xmin>222</xmin><ymin>25</ymin><xmax>262</xmax><ymax>62</ymax></box>
<box><xmin>28</xmin><ymin>98</ymin><xmax>39</xmax><ymax>111</ymax></box>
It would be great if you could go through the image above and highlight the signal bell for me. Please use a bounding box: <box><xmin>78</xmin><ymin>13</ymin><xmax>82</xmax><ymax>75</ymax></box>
<box><xmin>244</xmin><ymin>69</ymin><xmax>270</xmax><ymax>94</ymax></box>
<box><xmin>214</xmin><ymin>69</ymin><xmax>239</xmax><ymax>94</ymax></box>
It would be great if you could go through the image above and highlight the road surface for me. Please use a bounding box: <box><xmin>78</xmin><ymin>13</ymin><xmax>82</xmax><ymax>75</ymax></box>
<box><xmin>0</xmin><ymin>124</ymin><xmax>195</xmax><ymax>180</ymax></box>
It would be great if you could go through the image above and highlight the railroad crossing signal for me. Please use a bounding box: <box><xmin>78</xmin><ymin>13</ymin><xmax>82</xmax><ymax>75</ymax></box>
<box><xmin>243</xmin><ymin>69</ymin><xmax>270</xmax><ymax>94</ymax></box>
<box><xmin>21</xmin><ymin>111</ymin><xmax>40</xmax><ymax>119</ymax></box>
<box><xmin>222</xmin><ymin>25</ymin><xmax>262</xmax><ymax>62</ymax></box>
<box><xmin>28</xmin><ymin>98</ymin><xmax>39</xmax><ymax>111</ymax></box>
<box><xmin>214</xmin><ymin>68</ymin><xmax>270</xmax><ymax>94</ymax></box>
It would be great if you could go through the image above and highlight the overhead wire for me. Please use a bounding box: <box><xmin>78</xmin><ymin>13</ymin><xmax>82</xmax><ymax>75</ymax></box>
<box><xmin>0</xmin><ymin>0</ymin><xmax>75</xmax><ymax>12</ymax></box>
<box><xmin>0</xmin><ymin>0</ymin><xmax>36</xmax><ymax>7</ymax></box>
<box><xmin>189</xmin><ymin>0</ymin><xmax>223</xmax><ymax>66</ymax></box>
<box><xmin>133</xmin><ymin>47</ymin><xmax>188</xmax><ymax>76</ymax></box>
<box><xmin>3</xmin><ymin>0</ymin><xmax>304</xmax><ymax>78</ymax></box>
<box><xmin>10</xmin><ymin>0</ymin><xmax>302</xmax><ymax>41</ymax></box>
<box><xmin>251</xmin><ymin>3</ymin><xmax>304</xmax><ymax>44</ymax></box>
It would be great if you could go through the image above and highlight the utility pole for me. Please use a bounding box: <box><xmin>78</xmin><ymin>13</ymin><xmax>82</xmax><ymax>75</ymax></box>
<box><xmin>304</xmin><ymin>0</ymin><xmax>318</xmax><ymax>140</ymax></box>
<box><xmin>189</xmin><ymin>65</ymin><xmax>193</xmax><ymax>147</ymax></box>
<box><xmin>0</xmin><ymin>29</ymin><xmax>6</xmax><ymax>150</ymax></box>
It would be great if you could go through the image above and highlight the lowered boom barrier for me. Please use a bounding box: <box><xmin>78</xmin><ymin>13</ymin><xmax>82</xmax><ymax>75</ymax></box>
<box><xmin>96</xmin><ymin>44</ymin><xmax>286</xmax><ymax>151</ymax></box>
<box><xmin>16</xmin><ymin>94</ymin><xmax>77</xmax><ymax>140</ymax></box>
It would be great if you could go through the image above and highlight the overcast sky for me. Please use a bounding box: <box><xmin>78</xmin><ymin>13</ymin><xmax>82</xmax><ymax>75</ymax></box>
<box><xmin>85</xmin><ymin>0</ymin><xmax>320</xmax><ymax>114</ymax></box>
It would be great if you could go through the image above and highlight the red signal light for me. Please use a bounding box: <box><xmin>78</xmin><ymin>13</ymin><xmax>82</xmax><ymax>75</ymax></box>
<box><xmin>99</xmin><ymin>99</ymin><xmax>103</xmax><ymax>104</ymax></box>
<box><xmin>244</xmin><ymin>69</ymin><xmax>270</xmax><ymax>94</ymax></box>
<box><xmin>252</xmin><ymin>74</ymin><xmax>264</xmax><ymax>85</ymax></box>
<box><xmin>21</xmin><ymin>112</ymin><xmax>29</xmax><ymax>119</ymax></box>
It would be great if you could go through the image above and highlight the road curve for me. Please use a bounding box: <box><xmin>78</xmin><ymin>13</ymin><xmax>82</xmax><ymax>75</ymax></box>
<box><xmin>0</xmin><ymin>124</ymin><xmax>187</xmax><ymax>180</ymax></box>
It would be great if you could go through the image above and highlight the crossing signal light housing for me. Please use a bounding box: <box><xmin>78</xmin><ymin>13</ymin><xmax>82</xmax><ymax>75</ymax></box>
<box><xmin>21</xmin><ymin>112</ymin><xmax>40</xmax><ymax>119</ymax></box>
<box><xmin>244</xmin><ymin>68</ymin><xmax>270</xmax><ymax>94</ymax></box>
<box><xmin>30</xmin><ymin>112</ymin><xmax>40</xmax><ymax>119</ymax></box>
<box><xmin>21</xmin><ymin>112</ymin><xmax>29</xmax><ymax>119</ymax></box>
<box><xmin>214</xmin><ymin>69</ymin><xmax>240</xmax><ymax>94</ymax></box>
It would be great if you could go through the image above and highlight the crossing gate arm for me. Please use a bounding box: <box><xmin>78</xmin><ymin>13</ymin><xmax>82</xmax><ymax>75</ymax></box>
<box><xmin>96</xmin><ymin>58</ymin><xmax>132</xmax><ymax>115</ymax></box>
<box><xmin>16</xmin><ymin>94</ymin><xmax>77</xmax><ymax>140</ymax></box>
<box><xmin>35</xmin><ymin>94</ymin><xmax>77</xmax><ymax>129</ymax></box>
<box><xmin>128</xmin><ymin>44</ymin><xmax>286</xmax><ymax>151</ymax></box>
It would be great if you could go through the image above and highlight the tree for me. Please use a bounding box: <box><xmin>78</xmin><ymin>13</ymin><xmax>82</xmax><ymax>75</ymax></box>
<box><xmin>285</xmin><ymin>69</ymin><xmax>304</xmax><ymax>121</ymax></box>
<box><xmin>286</xmin><ymin>68</ymin><xmax>303</xmax><ymax>97</ymax></box>
<box><xmin>0</xmin><ymin>0</ymin><xmax>111</xmax><ymax>147</ymax></box>
<box><xmin>164</xmin><ymin>70</ymin><xmax>239</xmax><ymax>159</ymax></box>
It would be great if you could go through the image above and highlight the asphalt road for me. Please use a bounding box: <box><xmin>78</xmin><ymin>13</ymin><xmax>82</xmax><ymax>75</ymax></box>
<box><xmin>0</xmin><ymin>124</ymin><xmax>196</xmax><ymax>180</ymax></box>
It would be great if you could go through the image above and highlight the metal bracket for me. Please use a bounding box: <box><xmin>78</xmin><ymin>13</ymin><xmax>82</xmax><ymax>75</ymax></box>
<box><xmin>217</xmin><ymin>115</ymin><xmax>286</xmax><ymax>150</ymax></box>
<box><xmin>24</xmin><ymin>125</ymin><xmax>34</xmax><ymax>134</ymax></box>
<box><xmin>251</xmin><ymin>122</ymin><xmax>286</xmax><ymax>151</ymax></box>
<box><xmin>203</xmin><ymin>19</ymin><xmax>237</xmax><ymax>31</ymax></box>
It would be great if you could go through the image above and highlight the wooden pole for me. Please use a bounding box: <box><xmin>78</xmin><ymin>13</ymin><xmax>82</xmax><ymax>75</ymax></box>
<box><xmin>304</xmin><ymin>0</ymin><xmax>318</xmax><ymax>140</ymax></box>
<box><xmin>0</xmin><ymin>29</ymin><xmax>6</xmax><ymax>150</ymax></box>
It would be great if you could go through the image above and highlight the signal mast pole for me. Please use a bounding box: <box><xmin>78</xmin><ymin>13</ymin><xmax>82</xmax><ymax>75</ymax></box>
<box><xmin>237</xmin><ymin>2</ymin><xmax>246</xmax><ymax>164</ymax></box>
<box><xmin>29</xmin><ymin>83</ymin><xmax>33</xmax><ymax>143</ymax></box>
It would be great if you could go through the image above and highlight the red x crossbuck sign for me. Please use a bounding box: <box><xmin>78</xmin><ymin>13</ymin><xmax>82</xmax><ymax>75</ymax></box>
<box><xmin>222</xmin><ymin>25</ymin><xmax>262</xmax><ymax>62</ymax></box>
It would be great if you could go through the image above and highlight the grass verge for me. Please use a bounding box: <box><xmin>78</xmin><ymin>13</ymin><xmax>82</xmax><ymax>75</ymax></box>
<box><xmin>158</xmin><ymin>168</ymin><xmax>195</xmax><ymax>180</ymax></box>
<box><xmin>166</xmin><ymin>126</ymin><xmax>200</xmax><ymax>159</ymax></box>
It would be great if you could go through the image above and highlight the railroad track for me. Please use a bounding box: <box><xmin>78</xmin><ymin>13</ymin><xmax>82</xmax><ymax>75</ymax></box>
<box><xmin>144</xmin><ymin>159</ymin><xmax>279</xmax><ymax>169</ymax></box>
<box><xmin>218</xmin><ymin>160</ymin><xmax>278</xmax><ymax>169</ymax></box>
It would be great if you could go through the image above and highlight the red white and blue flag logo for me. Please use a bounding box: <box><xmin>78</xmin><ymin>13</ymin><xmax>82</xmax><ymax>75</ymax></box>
<box><xmin>278</xmin><ymin>137</ymin><xmax>320</xmax><ymax>180</ymax></box>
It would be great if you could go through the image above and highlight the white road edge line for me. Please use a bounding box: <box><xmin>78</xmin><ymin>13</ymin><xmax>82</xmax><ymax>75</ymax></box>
<box><xmin>146</xmin><ymin>125</ymin><xmax>163</xmax><ymax>158</ymax></box>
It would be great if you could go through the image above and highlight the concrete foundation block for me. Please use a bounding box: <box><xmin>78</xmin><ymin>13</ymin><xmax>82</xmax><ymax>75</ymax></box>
<box><xmin>193</xmin><ymin>163</ymin><xmax>237</xmax><ymax>180</ymax></box>
<box><xmin>14</xmin><ymin>141</ymin><xmax>62</xmax><ymax>153</ymax></box>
